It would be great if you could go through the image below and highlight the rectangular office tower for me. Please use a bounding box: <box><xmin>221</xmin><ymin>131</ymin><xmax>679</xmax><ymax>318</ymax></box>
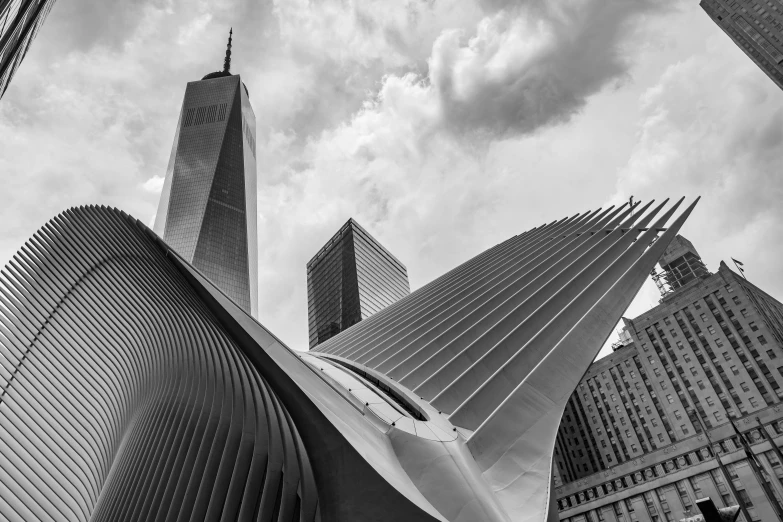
<box><xmin>701</xmin><ymin>0</ymin><xmax>783</xmax><ymax>90</ymax></box>
<box><xmin>554</xmin><ymin>235</ymin><xmax>783</xmax><ymax>522</ymax></box>
<box><xmin>154</xmin><ymin>35</ymin><xmax>258</xmax><ymax>317</ymax></box>
<box><xmin>307</xmin><ymin>218</ymin><xmax>410</xmax><ymax>348</ymax></box>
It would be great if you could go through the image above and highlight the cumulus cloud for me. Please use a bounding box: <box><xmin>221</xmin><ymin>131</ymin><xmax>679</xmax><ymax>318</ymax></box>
<box><xmin>0</xmin><ymin>0</ymin><xmax>712</xmax><ymax>349</ymax></box>
<box><xmin>613</xmin><ymin>31</ymin><xmax>783</xmax><ymax>314</ymax></box>
<box><xmin>142</xmin><ymin>175</ymin><xmax>166</xmax><ymax>193</ymax></box>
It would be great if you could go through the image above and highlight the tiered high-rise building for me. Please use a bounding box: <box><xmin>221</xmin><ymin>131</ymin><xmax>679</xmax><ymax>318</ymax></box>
<box><xmin>554</xmin><ymin>235</ymin><xmax>783</xmax><ymax>522</ymax></box>
<box><xmin>0</xmin><ymin>0</ymin><xmax>56</xmax><ymax>98</ymax></box>
<box><xmin>306</xmin><ymin>218</ymin><xmax>410</xmax><ymax>348</ymax></box>
<box><xmin>701</xmin><ymin>0</ymin><xmax>783</xmax><ymax>91</ymax></box>
<box><xmin>154</xmin><ymin>30</ymin><xmax>258</xmax><ymax>316</ymax></box>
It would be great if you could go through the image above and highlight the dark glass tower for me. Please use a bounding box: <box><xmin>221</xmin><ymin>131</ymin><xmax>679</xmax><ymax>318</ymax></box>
<box><xmin>701</xmin><ymin>0</ymin><xmax>783</xmax><ymax>90</ymax></box>
<box><xmin>0</xmin><ymin>0</ymin><xmax>56</xmax><ymax>98</ymax></box>
<box><xmin>307</xmin><ymin>218</ymin><xmax>410</xmax><ymax>348</ymax></box>
<box><xmin>154</xmin><ymin>30</ymin><xmax>258</xmax><ymax>316</ymax></box>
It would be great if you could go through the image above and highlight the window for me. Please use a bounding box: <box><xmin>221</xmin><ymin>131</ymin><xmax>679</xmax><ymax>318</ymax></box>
<box><xmin>611</xmin><ymin>394</ymin><xmax>617</xmax><ymax>402</ymax></box>
<box><xmin>646</xmin><ymin>406</ymin><xmax>653</xmax><ymax>415</ymax></box>
<box><xmin>588</xmin><ymin>405</ymin><xmax>594</xmax><ymax>412</ymax></box>
<box><xmin>714</xmin><ymin>411</ymin><xmax>723</xmax><ymax>421</ymax></box>
<box><xmin>670</xmin><ymin>329</ymin><xmax>678</xmax><ymax>338</ymax></box>
<box><xmin>630</xmin><ymin>371</ymin><xmax>636</xmax><ymax>378</ymax></box>
<box><xmin>584</xmin><ymin>394</ymin><xmax>589</xmax><ymax>401</ymax></box>
<box><xmin>674</xmin><ymin>410</ymin><xmax>682</xmax><ymax>419</ymax></box>
<box><xmin>642</xmin><ymin>343</ymin><xmax>648</xmax><ymax>352</ymax></box>
<box><xmin>700</xmin><ymin>313</ymin><xmax>708</xmax><ymax>322</ymax></box>
<box><xmin>768</xmin><ymin>350</ymin><xmax>777</xmax><ymax>359</ymax></box>
<box><xmin>664</xmin><ymin>317</ymin><xmax>672</xmax><ymax>326</ymax></box>
<box><xmin>601</xmin><ymin>440</ymin><xmax>607</xmax><ymax>448</ymax></box>
<box><xmin>683</xmin><ymin>354</ymin><xmax>691</xmax><ymax>363</ymax></box>
<box><xmin>660</xmin><ymin>381</ymin><xmax>668</xmax><ymax>389</ymax></box>
<box><xmin>738</xmin><ymin>489</ymin><xmax>754</xmax><ymax>507</ymax></box>
<box><xmin>676</xmin><ymin>341</ymin><xmax>684</xmax><ymax>350</ymax></box>
<box><xmin>631</xmin><ymin>444</ymin><xmax>638</xmax><ymax>452</ymax></box>
<box><xmin>708</xmin><ymin>326</ymin><xmax>716</xmax><ymax>335</ymax></box>
<box><xmin>606</xmin><ymin>383</ymin><xmax>612</xmax><ymax>390</ymax></box>
<box><xmin>723</xmin><ymin>352</ymin><xmax>731</xmax><ymax>361</ymax></box>
<box><xmin>750</xmin><ymin>397</ymin><xmax>759</xmax><ymax>408</ymax></box>
<box><xmin>733</xmin><ymin>296</ymin><xmax>741</xmax><ymax>305</ymax></box>
<box><xmin>658</xmin><ymin>433</ymin><xmax>665</xmax><ymax>442</ymax></box>
<box><xmin>690</xmin><ymin>367</ymin><xmax>698</xmax><ymax>376</ymax></box>
<box><xmin>602</xmin><ymin>372</ymin><xmax>607</xmax><ymax>379</ymax></box>
<box><xmin>706</xmin><ymin>396</ymin><xmax>715</xmax><ymax>406</ymax></box>
<box><xmin>616</xmin><ymin>406</ymin><xmax>622</xmax><ymax>414</ymax></box>
<box><xmin>654</xmin><ymin>368</ymin><xmax>662</xmax><ymax>377</ymax></box>
<box><xmin>694</xmin><ymin>302</ymin><xmax>702</xmax><ymax>310</ymax></box>
<box><xmin>697</xmin><ymin>380</ymin><xmax>706</xmax><ymax>390</ymax></box>
<box><xmin>726</xmin><ymin>284</ymin><xmax>734</xmax><ymax>293</ymax></box>
<box><xmin>648</xmin><ymin>356</ymin><xmax>656</xmax><ymax>365</ymax></box>
<box><xmin>641</xmin><ymin>394</ymin><xmax>647</xmax><ymax>402</ymax></box>
<box><xmin>715</xmin><ymin>338</ymin><xmax>724</xmax><ymax>347</ymax></box>
<box><xmin>621</xmin><ymin>417</ymin><xmax>627</xmax><ymax>426</ymax></box>
<box><xmin>682</xmin><ymin>425</ymin><xmax>689</xmax><ymax>435</ymax></box>
<box><xmin>625</xmin><ymin>430</ymin><xmax>632</xmax><ymax>438</ymax></box>
<box><xmin>592</xmin><ymin>416</ymin><xmax>597</xmax><ymax>423</ymax></box>
<box><xmin>667</xmin><ymin>395</ymin><xmax>675</xmax><ymax>404</ymax></box>
<box><xmin>635</xmin><ymin>382</ymin><xmax>642</xmax><ymax>390</ymax></box>
<box><xmin>731</xmin><ymin>365</ymin><xmax>739</xmax><ymax>375</ymax></box>
<box><xmin>741</xmin><ymin>309</ymin><xmax>749</xmax><ymax>318</ymax></box>
<box><xmin>749</xmin><ymin>321</ymin><xmax>759</xmax><ymax>331</ymax></box>
<box><xmin>597</xmin><ymin>427</ymin><xmax>602</xmax><ymax>435</ymax></box>
<box><xmin>651</xmin><ymin>418</ymin><xmax>659</xmax><ymax>427</ymax></box>
<box><xmin>607</xmin><ymin>454</ymin><xmax>613</xmax><ymax>462</ymax></box>
<box><xmin>759</xmin><ymin>335</ymin><xmax>768</xmax><ymax>345</ymax></box>
<box><xmin>740</xmin><ymin>382</ymin><xmax>750</xmax><ymax>392</ymax></box>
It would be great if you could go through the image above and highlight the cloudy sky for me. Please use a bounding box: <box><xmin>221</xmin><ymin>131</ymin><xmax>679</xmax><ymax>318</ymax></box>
<box><xmin>1</xmin><ymin>0</ymin><xmax>782</xmax><ymax>356</ymax></box>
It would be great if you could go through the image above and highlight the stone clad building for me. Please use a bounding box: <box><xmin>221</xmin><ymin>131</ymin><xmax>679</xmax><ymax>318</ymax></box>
<box><xmin>701</xmin><ymin>0</ymin><xmax>783</xmax><ymax>91</ymax></box>
<box><xmin>555</xmin><ymin>236</ymin><xmax>783</xmax><ymax>522</ymax></box>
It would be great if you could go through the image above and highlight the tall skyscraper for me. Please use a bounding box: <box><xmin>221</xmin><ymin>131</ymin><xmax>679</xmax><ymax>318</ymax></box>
<box><xmin>702</xmin><ymin>0</ymin><xmax>783</xmax><ymax>90</ymax></box>
<box><xmin>0</xmin><ymin>0</ymin><xmax>56</xmax><ymax>98</ymax></box>
<box><xmin>0</xmin><ymin>198</ymin><xmax>696</xmax><ymax>522</ymax></box>
<box><xmin>306</xmin><ymin>218</ymin><xmax>410</xmax><ymax>348</ymax></box>
<box><xmin>554</xmin><ymin>236</ymin><xmax>783</xmax><ymax>522</ymax></box>
<box><xmin>154</xmin><ymin>30</ymin><xmax>258</xmax><ymax>316</ymax></box>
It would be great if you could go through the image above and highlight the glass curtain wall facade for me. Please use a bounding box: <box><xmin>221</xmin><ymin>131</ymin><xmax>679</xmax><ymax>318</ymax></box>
<box><xmin>701</xmin><ymin>0</ymin><xmax>783</xmax><ymax>91</ymax></box>
<box><xmin>0</xmin><ymin>0</ymin><xmax>56</xmax><ymax>98</ymax></box>
<box><xmin>307</xmin><ymin>218</ymin><xmax>410</xmax><ymax>348</ymax></box>
<box><xmin>555</xmin><ymin>239</ymin><xmax>783</xmax><ymax>522</ymax></box>
<box><xmin>154</xmin><ymin>73</ymin><xmax>258</xmax><ymax>317</ymax></box>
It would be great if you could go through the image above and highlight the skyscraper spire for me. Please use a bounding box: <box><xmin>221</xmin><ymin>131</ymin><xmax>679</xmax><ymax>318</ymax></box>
<box><xmin>223</xmin><ymin>28</ymin><xmax>232</xmax><ymax>74</ymax></box>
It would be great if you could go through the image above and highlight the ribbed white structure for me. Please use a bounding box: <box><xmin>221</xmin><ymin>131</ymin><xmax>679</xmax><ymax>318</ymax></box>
<box><xmin>313</xmin><ymin>198</ymin><xmax>699</xmax><ymax>521</ymax></box>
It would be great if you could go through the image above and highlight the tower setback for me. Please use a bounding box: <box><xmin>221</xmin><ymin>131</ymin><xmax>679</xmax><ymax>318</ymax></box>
<box><xmin>554</xmin><ymin>236</ymin><xmax>783</xmax><ymax>522</ymax></box>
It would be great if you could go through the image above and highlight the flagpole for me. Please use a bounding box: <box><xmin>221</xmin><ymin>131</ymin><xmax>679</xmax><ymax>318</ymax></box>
<box><xmin>732</xmin><ymin>258</ymin><xmax>747</xmax><ymax>280</ymax></box>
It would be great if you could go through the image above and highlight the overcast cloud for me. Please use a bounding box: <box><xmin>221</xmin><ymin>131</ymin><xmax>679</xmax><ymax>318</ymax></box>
<box><xmin>1</xmin><ymin>0</ymin><xmax>782</xmax><ymax>355</ymax></box>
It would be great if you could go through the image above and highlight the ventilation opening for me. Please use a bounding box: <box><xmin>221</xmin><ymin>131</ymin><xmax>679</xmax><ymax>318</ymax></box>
<box><xmin>326</xmin><ymin>358</ymin><xmax>427</xmax><ymax>421</ymax></box>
